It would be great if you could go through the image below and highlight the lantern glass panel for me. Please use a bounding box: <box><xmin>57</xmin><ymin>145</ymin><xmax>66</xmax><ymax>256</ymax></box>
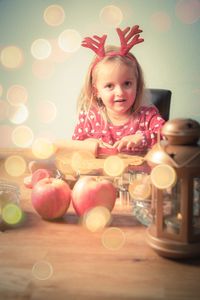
<box><xmin>193</xmin><ymin>177</ymin><xmax>200</xmax><ymax>235</ymax></box>
<box><xmin>163</xmin><ymin>180</ymin><xmax>182</xmax><ymax>235</ymax></box>
<box><xmin>129</xmin><ymin>171</ymin><xmax>153</xmax><ymax>226</ymax></box>
<box><xmin>115</xmin><ymin>172</ymin><xmax>131</xmax><ymax>208</ymax></box>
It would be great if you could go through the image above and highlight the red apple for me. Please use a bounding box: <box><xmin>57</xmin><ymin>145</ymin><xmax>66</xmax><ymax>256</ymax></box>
<box><xmin>31</xmin><ymin>177</ymin><xmax>71</xmax><ymax>220</ymax></box>
<box><xmin>72</xmin><ymin>176</ymin><xmax>117</xmax><ymax>216</ymax></box>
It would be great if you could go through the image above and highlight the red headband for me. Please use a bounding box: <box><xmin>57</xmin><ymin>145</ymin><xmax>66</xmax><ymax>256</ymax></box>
<box><xmin>82</xmin><ymin>25</ymin><xmax>144</xmax><ymax>71</ymax></box>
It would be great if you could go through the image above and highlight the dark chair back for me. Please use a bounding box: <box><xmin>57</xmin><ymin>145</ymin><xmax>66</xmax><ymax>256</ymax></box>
<box><xmin>144</xmin><ymin>88</ymin><xmax>172</xmax><ymax>121</ymax></box>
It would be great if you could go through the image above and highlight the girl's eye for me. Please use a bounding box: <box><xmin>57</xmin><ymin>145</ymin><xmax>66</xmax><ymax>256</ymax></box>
<box><xmin>105</xmin><ymin>83</ymin><xmax>113</xmax><ymax>89</ymax></box>
<box><xmin>124</xmin><ymin>81</ymin><xmax>132</xmax><ymax>87</ymax></box>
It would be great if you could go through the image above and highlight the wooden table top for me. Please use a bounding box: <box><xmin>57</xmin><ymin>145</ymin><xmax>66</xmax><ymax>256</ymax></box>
<box><xmin>0</xmin><ymin>149</ymin><xmax>200</xmax><ymax>300</ymax></box>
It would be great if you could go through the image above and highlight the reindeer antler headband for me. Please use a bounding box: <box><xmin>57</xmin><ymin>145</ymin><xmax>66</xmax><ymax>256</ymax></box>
<box><xmin>82</xmin><ymin>25</ymin><xmax>144</xmax><ymax>71</ymax></box>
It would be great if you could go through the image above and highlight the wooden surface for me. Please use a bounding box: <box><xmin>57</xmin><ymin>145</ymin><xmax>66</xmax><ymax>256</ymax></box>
<box><xmin>0</xmin><ymin>150</ymin><xmax>200</xmax><ymax>300</ymax></box>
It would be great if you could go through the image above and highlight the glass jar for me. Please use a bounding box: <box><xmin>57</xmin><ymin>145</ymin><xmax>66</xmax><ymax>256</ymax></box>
<box><xmin>0</xmin><ymin>180</ymin><xmax>20</xmax><ymax>226</ymax></box>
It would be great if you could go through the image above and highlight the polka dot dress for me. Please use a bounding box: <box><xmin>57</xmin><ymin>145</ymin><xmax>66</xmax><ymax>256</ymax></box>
<box><xmin>72</xmin><ymin>105</ymin><xmax>165</xmax><ymax>153</ymax></box>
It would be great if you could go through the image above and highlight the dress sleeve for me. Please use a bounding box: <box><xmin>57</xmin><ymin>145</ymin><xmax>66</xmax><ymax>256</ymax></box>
<box><xmin>136</xmin><ymin>106</ymin><xmax>166</xmax><ymax>149</ymax></box>
<box><xmin>72</xmin><ymin>111</ymin><xmax>92</xmax><ymax>140</ymax></box>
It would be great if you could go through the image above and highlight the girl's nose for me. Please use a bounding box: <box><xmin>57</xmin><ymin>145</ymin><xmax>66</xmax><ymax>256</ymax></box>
<box><xmin>115</xmin><ymin>85</ymin><xmax>124</xmax><ymax>96</ymax></box>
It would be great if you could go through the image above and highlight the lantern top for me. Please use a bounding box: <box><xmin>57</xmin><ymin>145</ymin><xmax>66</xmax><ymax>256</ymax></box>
<box><xmin>145</xmin><ymin>118</ymin><xmax>200</xmax><ymax>168</ymax></box>
<box><xmin>145</xmin><ymin>140</ymin><xmax>200</xmax><ymax>168</ymax></box>
<box><xmin>161</xmin><ymin>118</ymin><xmax>200</xmax><ymax>145</ymax></box>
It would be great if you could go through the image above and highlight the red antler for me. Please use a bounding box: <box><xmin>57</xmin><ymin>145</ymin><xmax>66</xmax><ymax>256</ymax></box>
<box><xmin>116</xmin><ymin>25</ymin><xmax>144</xmax><ymax>55</ymax></box>
<box><xmin>81</xmin><ymin>34</ymin><xmax>107</xmax><ymax>58</ymax></box>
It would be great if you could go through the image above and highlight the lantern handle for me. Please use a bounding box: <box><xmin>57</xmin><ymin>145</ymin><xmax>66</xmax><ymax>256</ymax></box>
<box><xmin>159</xmin><ymin>142</ymin><xmax>200</xmax><ymax>168</ymax></box>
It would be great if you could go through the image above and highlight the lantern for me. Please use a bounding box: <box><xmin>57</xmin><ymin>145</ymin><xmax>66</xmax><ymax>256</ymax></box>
<box><xmin>145</xmin><ymin>118</ymin><xmax>200</xmax><ymax>259</ymax></box>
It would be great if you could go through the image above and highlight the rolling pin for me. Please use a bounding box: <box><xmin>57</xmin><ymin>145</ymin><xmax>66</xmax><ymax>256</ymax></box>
<box><xmin>55</xmin><ymin>139</ymin><xmax>99</xmax><ymax>157</ymax></box>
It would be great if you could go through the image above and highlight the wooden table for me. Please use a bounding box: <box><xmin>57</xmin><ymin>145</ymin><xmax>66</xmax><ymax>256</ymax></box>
<box><xmin>0</xmin><ymin>149</ymin><xmax>200</xmax><ymax>300</ymax></box>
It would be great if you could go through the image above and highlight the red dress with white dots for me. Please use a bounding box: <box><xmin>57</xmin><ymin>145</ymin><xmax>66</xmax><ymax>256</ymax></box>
<box><xmin>72</xmin><ymin>105</ymin><xmax>165</xmax><ymax>154</ymax></box>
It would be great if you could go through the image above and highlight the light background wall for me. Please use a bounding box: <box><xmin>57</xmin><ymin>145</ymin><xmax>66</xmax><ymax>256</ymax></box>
<box><xmin>0</xmin><ymin>0</ymin><xmax>199</xmax><ymax>148</ymax></box>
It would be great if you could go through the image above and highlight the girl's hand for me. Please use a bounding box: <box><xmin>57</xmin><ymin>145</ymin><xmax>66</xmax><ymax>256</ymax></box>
<box><xmin>113</xmin><ymin>133</ymin><xmax>144</xmax><ymax>152</ymax></box>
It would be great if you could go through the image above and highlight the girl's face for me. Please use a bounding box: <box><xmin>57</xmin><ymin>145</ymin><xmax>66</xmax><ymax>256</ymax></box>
<box><xmin>95</xmin><ymin>60</ymin><xmax>137</xmax><ymax>116</ymax></box>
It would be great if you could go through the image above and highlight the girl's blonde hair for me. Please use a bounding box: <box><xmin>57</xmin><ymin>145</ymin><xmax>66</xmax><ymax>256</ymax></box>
<box><xmin>76</xmin><ymin>45</ymin><xmax>145</xmax><ymax>116</ymax></box>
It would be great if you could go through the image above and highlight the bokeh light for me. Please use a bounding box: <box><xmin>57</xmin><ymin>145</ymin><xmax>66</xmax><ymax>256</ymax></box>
<box><xmin>176</xmin><ymin>0</ymin><xmax>200</xmax><ymax>24</ymax></box>
<box><xmin>8</xmin><ymin>103</ymin><xmax>29</xmax><ymax>124</ymax></box>
<box><xmin>32</xmin><ymin>137</ymin><xmax>55</xmax><ymax>159</ymax></box>
<box><xmin>100</xmin><ymin>5</ymin><xmax>123</xmax><ymax>27</ymax></box>
<box><xmin>102</xmin><ymin>227</ymin><xmax>126</xmax><ymax>250</ymax></box>
<box><xmin>58</xmin><ymin>29</ymin><xmax>81</xmax><ymax>52</ymax></box>
<box><xmin>47</xmin><ymin>39</ymin><xmax>71</xmax><ymax>63</ymax></box>
<box><xmin>36</xmin><ymin>100</ymin><xmax>57</xmax><ymax>123</ymax></box>
<box><xmin>0</xmin><ymin>125</ymin><xmax>13</xmax><ymax>147</ymax></box>
<box><xmin>31</xmin><ymin>39</ymin><xmax>52</xmax><ymax>60</ymax></box>
<box><xmin>150</xmin><ymin>11</ymin><xmax>172</xmax><ymax>32</ymax></box>
<box><xmin>4</xmin><ymin>155</ymin><xmax>27</xmax><ymax>177</ymax></box>
<box><xmin>71</xmin><ymin>150</ymin><xmax>95</xmax><ymax>173</ymax></box>
<box><xmin>32</xmin><ymin>261</ymin><xmax>53</xmax><ymax>280</ymax></box>
<box><xmin>12</xmin><ymin>125</ymin><xmax>34</xmax><ymax>147</ymax></box>
<box><xmin>2</xmin><ymin>203</ymin><xmax>23</xmax><ymax>225</ymax></box>
<box><xmin>36</xmin><ymin>130</ymin><xmax>56</xmax><ymax>143</ymax></box>
<box><xmin>32</xmin><ymin>60</ymin><xmax>55</xmax><ymax>80</ymax></box>
<box><xmin>7</xmin><ymin>84</ymin><xmax>28</xmax><ymax>106</ymax></box>
<box><xmin>44</xmin><ymin>4</ymin><xmax>65</xmax><ymax>26</ymax></box>
<box><xmin>150</xmin><ymin>164</ymin><xmax>177</xmax><ymax>189</ymax></box>
<box><xmin>83</xmin><ymin>206</ymin><xmax>111</xmax><ymax>232</ymax></box>
<box><xmin>0</xmin><ymin>100</ymin><xmax>9</xmax><ymax>121</ymax></box>
<box><xmin>0</xmin><ymin>46</ymin><xmax>24</xmax><ymax>69</ymax></box>
<box><xmin>103</xmin><ymin>155</ymin><xmax>124</xmax><ymax>177</ymax></box>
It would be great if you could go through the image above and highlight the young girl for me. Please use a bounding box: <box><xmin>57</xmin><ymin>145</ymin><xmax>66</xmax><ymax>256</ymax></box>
<box><xmin>28</xmin><ymin>25</ymin><xmax>165</xmax><ymax>174</ymax></box>
<box><xmin>72</xmin><ymin>25</ymin><xmax>165</xmax><ymax>155</ymax></box>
